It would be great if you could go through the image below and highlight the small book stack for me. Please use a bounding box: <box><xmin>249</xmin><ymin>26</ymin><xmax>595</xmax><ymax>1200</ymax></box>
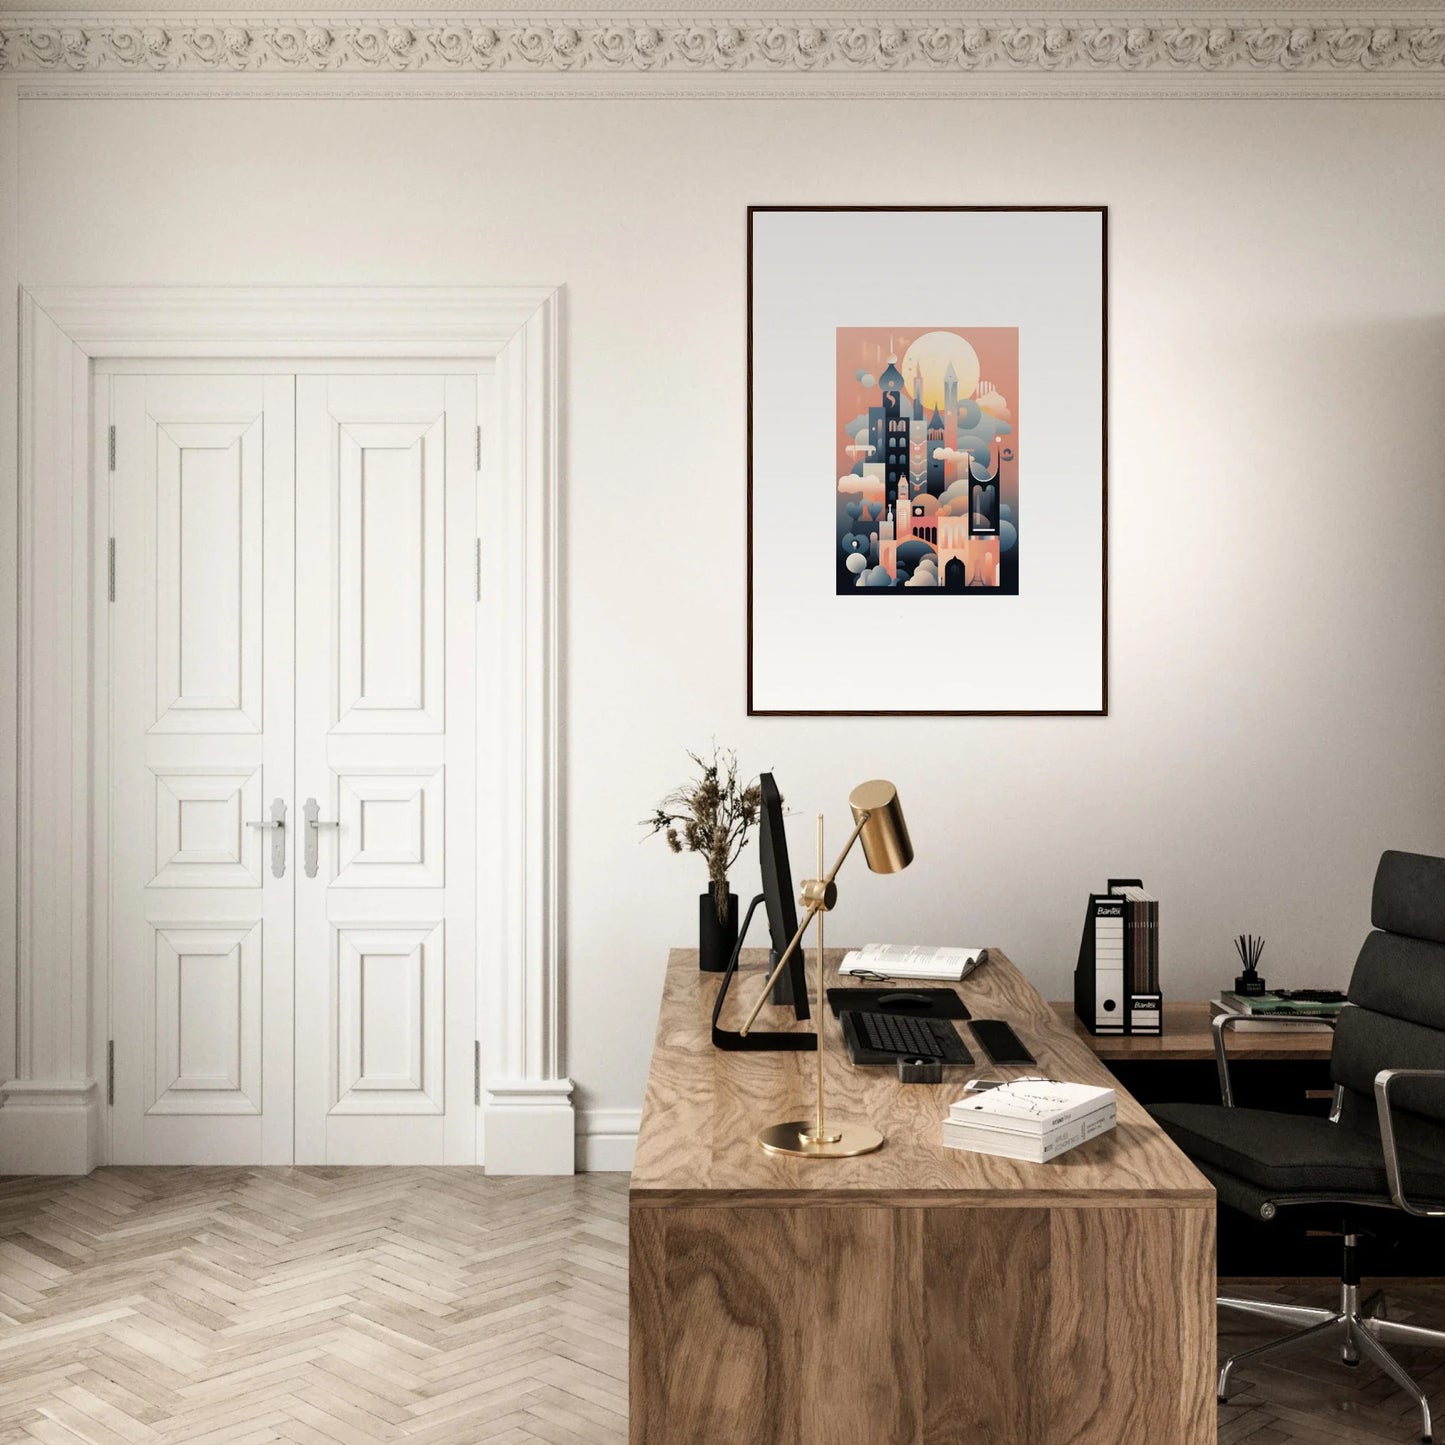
<box><xmin>941</xmin><ymin>1080</ymin><xmax>1117</xmax><ymax>1163</ymax></box>
<box><xmin>1211</xmin><ymin>992</ymin><xmax>1343</xmax><ymax>1033</ymax></box>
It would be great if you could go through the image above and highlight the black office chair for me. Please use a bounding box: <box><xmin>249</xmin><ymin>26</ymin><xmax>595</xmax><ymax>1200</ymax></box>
<box><xmin>1150</xmin><ymin>849</ymin><xmax>1445</xmax><ymax>1444</ymax></box>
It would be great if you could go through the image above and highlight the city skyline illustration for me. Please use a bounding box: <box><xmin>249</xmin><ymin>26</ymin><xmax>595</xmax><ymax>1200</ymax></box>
<box><xmin>835</xmin><ymin>326</ymin><xmax>1019</xmax><ymax>594</ymax></box>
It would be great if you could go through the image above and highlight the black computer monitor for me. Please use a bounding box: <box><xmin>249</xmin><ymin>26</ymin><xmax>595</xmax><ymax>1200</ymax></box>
<box><xmin>709</xmin><ymin>772</ymin><xmax>815</xmax><ymax>1051</ymax></box>
<box><xmin>758</xmin><ymin>773</ymin><xmax>810</xmax><ymax>1020</ymax></box>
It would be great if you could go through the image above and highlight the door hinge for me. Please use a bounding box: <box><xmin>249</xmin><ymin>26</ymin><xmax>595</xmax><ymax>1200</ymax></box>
<box><xmin>107</xmin><ymin>424</ymin><xmax>116</xmax><ymax>472</ymax></box>
<box><xmin>106</xmin><ymin>1041</ymin><xmax>115</xmax><ymax>1106</ymax></box>
<box><xmin>474</xmin><ymin>1041</ymin><xmax>481</xmax><ymax>1106</ymax></box>
<box><xmin>107</xmin><ymin>538</ymin><xmax>116</xmax><ymax>602</ymax></box>
<box><xmin>474</xmin><ymin>539</ymin><xmax>482</xmax><ymax>603</ymax></box>
<box><xmin>474</xmin><ymin>424</ymin><xmax>482</xmax><ymax>472</ymax></box>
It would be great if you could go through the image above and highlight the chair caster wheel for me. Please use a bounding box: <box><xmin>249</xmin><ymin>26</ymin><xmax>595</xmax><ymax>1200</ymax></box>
<box><xmin>1217</xmin><ymin>1397</ymin><xmax>1227</xmax><ymax>1405</ymax></box>
<box><xmin>1343</xmin><ymin>1358</ymin><xmax>1360</xmax><ymax>1368</ymax></box>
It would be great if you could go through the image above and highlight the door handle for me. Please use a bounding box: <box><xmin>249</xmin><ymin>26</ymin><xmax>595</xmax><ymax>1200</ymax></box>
<box><xmin>246</xmin><ymin>797</ymin><xmax>288</xmax><ymax>879</ymax></box>
<box><xmin>303</xmin><ymin>797</ymin><xmax>339</xmax><ymax>879</ymax></box>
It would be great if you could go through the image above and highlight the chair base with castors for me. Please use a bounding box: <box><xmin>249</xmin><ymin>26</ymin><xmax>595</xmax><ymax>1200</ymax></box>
<box><xmin>1216</xmin><ymin>1233</ymin><xmax>1442</xmax><ymax>1444</ymax></box>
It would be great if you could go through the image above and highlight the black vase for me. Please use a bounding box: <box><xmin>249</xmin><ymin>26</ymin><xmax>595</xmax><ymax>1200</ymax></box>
<box><xmin>699</xmin><ymin>888</ymin><xmax>739</xmax><ymax>973</ymax></box>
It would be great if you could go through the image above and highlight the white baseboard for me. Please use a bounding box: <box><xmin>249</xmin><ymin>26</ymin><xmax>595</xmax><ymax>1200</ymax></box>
<box><xmin>483</xmin><ymin>1079</ymin><xmax>576</xmax><ymax>1175</ymax></box>
<box><xmin>576</xmin><ymin>1108</ymin><xmax>639</xmax><ymax>1173</ymax></box>
<box><xmin>0</xmin><ymin>1079</ymin><xmax>635</xmax><ymax>1176</ymax></box>
<box><xmin>0</xmin><ymin>1079</ymin><xmax>102</xmax><ymax>1175</ymax></box>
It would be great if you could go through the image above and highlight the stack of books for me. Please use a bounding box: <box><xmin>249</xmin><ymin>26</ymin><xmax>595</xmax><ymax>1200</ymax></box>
<box><xmin>1211</xmin><ymin>990</ymin><xmax>1344</xmax><ymax>1033</ymax></box>
<box><xmin>941</xmin><ymin>1080</ymin><xmax>1117</xmax><ymax>1163</ymax></box>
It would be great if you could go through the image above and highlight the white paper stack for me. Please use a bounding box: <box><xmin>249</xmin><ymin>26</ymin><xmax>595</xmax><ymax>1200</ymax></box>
<box><xmin>941</xmin><ymin>1080</ymin><xmax>1117</xmax><ymax>1163</ymax></box>
<box><xmin>838</xmin><ymin>943</ymin><xmax>985</xmax><ymax>981</ymax></box>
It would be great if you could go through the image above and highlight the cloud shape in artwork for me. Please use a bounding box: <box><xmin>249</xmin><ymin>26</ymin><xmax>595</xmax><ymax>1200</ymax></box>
<box><xmin>845</xmin><ymin>551</ymin><xmax>868</xmax><ymax>574</ymax></box>
<box><xmin>854</xmin><ymin>369</ymin><xmax>877</xmax><ymax>388</ymax></box>
<box><xmin>937</xmin><ymin>479</ymin><xmax>971</xmax><ymax>517</ymax></box>
<box><xmin>934</xmin><ymin>444</ymin><xmax>992</xmax><ymax>472</ymax></box>
<box><xmin>934</xmin><ymin>421</ymin><xmax>1012</xmax><ymax>468</ymax></box>
<box><xmin>999</xmin><ymin>519</ymin><xmax>1018</xmax><ymax>553</ymax></box>
<box><xmin>857</xmin><ymin>565</ymin><xmax>895</xmax><ymax>589</ymax></box>
<box><xmin>977</xmin><ymin>385</ymin><xmax>1013</xmax><ymax>423</ymax></box>
<box><xmin>838</xmin><ymin>472</ymin><xmax>884</xmax><ymax>504</ymax></box>
<box><xmin>904</xmin><ymin>556</ymin><xmax>940</xmax><ymax>588</ymax></box>
<box><xmin>964</xmin><ymin>413</ymin><xmax>1013</xmax><ymax>449</ymax></box>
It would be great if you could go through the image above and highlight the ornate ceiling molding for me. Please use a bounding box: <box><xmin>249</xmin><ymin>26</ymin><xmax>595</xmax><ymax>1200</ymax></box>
<box><xmin>2</xmin><ymin>13</ymin><xmax>1443</xmax><ymax>85</ymax></box>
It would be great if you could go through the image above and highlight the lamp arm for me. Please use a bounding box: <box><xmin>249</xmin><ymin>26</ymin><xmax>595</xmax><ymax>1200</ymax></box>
<box><xmin>737</xmin><ymin>901</ymin><xmax>821</xmax><ymax>1039</ymax></box>
<box><xmin>738</xmin><ymin>812</ymin><xmax>871</xmax><ymax>1037</ymax></box>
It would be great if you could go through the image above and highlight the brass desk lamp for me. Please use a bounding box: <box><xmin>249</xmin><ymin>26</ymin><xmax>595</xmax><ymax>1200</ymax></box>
<box><xmin>738</xmin><ymin>779</ymin><xmax>913</xmax><ymax>1158</ymax></box>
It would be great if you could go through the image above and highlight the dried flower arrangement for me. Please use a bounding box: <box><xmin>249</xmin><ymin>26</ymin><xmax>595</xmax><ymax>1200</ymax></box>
<box><xmin>643</xmin><ymin>746</ymin><xmax>763</xmax><ymax>923</ymax></box>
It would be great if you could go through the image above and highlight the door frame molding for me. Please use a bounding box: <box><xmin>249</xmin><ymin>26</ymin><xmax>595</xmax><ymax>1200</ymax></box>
<box><xmin>3</xmin><ymin>285</ymin><xmax>572</xmax><ymax>1175</ymax></box>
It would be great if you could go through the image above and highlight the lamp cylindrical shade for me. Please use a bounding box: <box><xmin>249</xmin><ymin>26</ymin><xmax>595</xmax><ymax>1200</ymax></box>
<box><xmin>848</xmin><ymin>779</ymin><xmax>913</xmax><ymax>874</ymax></box>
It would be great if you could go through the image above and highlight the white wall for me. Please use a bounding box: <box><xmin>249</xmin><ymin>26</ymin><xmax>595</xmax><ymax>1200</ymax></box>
<box><xmin>15</xmin><ymin>95</ymin><xmax>1445</xmax><ymax>1150</ymax></box>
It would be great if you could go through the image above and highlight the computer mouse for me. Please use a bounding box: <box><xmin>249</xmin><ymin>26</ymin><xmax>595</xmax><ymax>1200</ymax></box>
<box><xmin>877</xmin><ymin>991</ymin><xmax>932</xmax><ymax>1010</ymax></box>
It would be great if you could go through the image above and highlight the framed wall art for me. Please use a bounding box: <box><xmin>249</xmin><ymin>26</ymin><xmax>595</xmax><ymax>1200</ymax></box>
<box><xmin>747</xmin><ymin>205</ymin><xmax>1107</xmax><ymax>716</ymax></box>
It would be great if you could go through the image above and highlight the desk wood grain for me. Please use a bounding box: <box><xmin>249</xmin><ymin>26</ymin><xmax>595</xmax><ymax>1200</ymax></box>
<box><xmin>629</xmin><ymin>949</ymin><xmax>1216</xmax><ymax>1444</ymax></box>
<box><xmin>631</xmin><ymin>948</ymin><xmax>1213</xmax><ymax>1207</ymax></box>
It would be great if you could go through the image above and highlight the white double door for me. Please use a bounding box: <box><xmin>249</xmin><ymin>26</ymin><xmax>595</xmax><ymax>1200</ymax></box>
<box><xmin>108</xmin><ymin>369</ymin><xmax>480</xmax><ymax>1165</ymax></box>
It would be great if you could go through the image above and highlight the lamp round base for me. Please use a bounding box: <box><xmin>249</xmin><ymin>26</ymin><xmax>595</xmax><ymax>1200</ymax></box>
<box><xmin>757</xmin><ymin>1119</ymin><xmax>884</xmax><ymax>1158</ymax></box>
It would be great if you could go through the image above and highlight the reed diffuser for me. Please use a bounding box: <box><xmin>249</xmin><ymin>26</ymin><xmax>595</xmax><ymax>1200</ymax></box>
<box><xmin>1234</xmin><ymin>934</ymin><xmax>1267</xmax><ymax>997</ymax></box>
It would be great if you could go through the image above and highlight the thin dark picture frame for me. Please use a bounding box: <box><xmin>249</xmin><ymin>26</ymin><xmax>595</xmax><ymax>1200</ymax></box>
<box><xmin>746</xmin><ymin>204</ymin><xmax>1109</xmax><ymax>718</ymax></box>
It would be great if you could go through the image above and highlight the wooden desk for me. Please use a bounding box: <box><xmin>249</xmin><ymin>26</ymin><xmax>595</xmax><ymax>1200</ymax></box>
<box><xmin>1052</xmin><ymin>999</ymin><xmax>1334</xmax><ymax>1062</ymax></box>
<box><xmin>630</xmin><ymin>949</ymin><xmax>1215</xmax><ymax>1444</ymax></box>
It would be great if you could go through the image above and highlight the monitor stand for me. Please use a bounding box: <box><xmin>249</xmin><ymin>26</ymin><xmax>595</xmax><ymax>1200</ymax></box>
<box><xmin>711</xmin><ymin>894</ymin><xmax>817</xmax><ymax>1052</ymax></box>
<box><xmin>770</xmin><ymin>947</ymin><xmax>805</xmax><ymax>1008</ymax></box>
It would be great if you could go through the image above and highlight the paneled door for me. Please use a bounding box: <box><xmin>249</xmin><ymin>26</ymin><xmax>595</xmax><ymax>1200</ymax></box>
<box><xmin>109</xmin><ymin>375</ymin><xmax>297</xmax><ymax>1164</ymax></box>
<box><xmin>294</xmin><ymin>376</ymin><xmax>477</xmax><ymax>1164</ymax></box>
<box><xmin>108</xmin><ymin>369</ymin><xmax>479</xmax><ymax>1165</ymax></box>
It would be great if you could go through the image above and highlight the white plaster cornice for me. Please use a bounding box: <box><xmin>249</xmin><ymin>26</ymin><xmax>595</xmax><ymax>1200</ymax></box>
<box><xmin>2</xmin><ymin>10</ymin><xmax>1443</xmax><ymax>92</ymax></box>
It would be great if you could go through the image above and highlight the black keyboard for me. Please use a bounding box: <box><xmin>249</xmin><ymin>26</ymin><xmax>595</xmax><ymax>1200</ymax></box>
<box><xmin>841</xmin><ymin>1010</ymin><xmax>974</xmax><ymax>1065</ymax></box>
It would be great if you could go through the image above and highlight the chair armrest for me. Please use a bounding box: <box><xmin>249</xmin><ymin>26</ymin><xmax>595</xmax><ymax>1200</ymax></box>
<box><xmin>1212</xmin><ymin>1010</ymin><xmax>1338</xmax><ymax>1108</ymax></box>
<box><xmin>1374</xmin><ymin>1068</ymin><xmax>1445</xmax><ymax>1217</ymax></box>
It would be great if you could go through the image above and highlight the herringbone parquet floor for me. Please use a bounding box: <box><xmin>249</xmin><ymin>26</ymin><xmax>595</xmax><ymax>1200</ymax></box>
<box><xmin>0</xmin><ymin>1169</ymin><xmax>629</xmax><ymax>1445</ymax></box>
<box><xmin>0</xmin><ymin>1168</ymin><xmax>1442</xmax><ymax>1444</ymax></box>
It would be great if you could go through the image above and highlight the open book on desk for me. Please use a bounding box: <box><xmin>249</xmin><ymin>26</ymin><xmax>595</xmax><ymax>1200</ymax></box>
<box><xmin>839</xmin><ymin>943</ymin><xmax>987</xmax><ymax>982</ymax></box>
